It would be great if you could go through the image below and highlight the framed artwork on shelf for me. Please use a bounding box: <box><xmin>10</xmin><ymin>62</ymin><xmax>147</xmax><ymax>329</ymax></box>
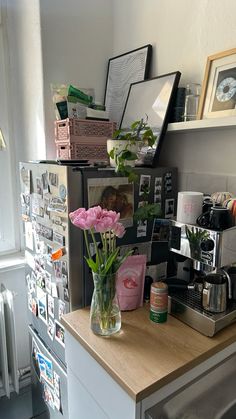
<box><xmin>104</xmin><ymin>45</ymin><xmax>152</xmax><ymax>127</ymax></box>
<box><xmin>120</xmin><ymin>71</ymin><xmax>181</xmax><ymax>167</ymax></box>
<box><xmin>198</xmin><ymin>48</ymin><xmax>236</xmax><ymax>119</ymax></box>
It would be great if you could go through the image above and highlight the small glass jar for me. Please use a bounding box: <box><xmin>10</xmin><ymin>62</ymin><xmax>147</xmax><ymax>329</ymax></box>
<box><xmin>183</xmin><ymin>83</ymin><xmax>201</xmax><ymax>121</ymax></box>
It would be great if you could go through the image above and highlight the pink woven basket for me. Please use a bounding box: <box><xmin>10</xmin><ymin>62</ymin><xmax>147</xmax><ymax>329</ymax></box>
<box><xmin>55</xmin><ymin>118</ymin><xmax>116</xmax><ymax>162</ymax></box>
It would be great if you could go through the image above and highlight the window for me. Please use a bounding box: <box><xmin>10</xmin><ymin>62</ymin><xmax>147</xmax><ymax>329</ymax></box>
<box><xmin>0</xmin><ymin>7</ymin><xmax>19</xmax><ymax>254</ymax></box>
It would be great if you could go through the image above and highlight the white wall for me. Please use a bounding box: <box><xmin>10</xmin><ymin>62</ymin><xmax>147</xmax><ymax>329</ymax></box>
<box><xmin>6</xmin><ymin>0</ymin><xmax>45</xmax><ymax>162</ymax></box>
<box><xmin>112</xmin><ymin>0</ymin><xmax>236</xmax><ymax>190</ymax></box>
<box><xmin>40</xmin><ymin>0</ymin><xmax>113</xmax><ymax>158</ymax></box>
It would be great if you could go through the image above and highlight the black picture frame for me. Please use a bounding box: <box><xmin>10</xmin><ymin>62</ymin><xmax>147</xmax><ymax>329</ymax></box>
<box><xmin>104</xmin><ymin>45</ymin><xmax>152</xmax><ymax>127</ymax></box>
<box><xmin>120</xmin><ymin>71</ymin><xmax>181</xmax><ymax>167</ymax></box>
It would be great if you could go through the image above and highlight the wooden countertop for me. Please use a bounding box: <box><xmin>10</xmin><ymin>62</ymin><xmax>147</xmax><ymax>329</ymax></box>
<box><xmin>61</xmin><ymin>306</ymin><xmax>236</xmax><ymax>402</ymax></box>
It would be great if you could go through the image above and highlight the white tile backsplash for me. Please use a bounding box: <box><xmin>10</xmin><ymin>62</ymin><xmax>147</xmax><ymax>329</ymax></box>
<box><xmin>182</xmin><ymin>173</ymin><xmax>227</xmax><ymax>195</ymax></box>
<box><xmin>226</xmin><ymin>176</ymin><xmax>236</xmax><ymax>196</ymax></box>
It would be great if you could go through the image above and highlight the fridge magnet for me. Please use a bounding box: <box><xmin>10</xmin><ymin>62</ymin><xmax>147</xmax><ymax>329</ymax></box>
<box><xmin>165</xmin><ymin>185</ymin><xmax>172</xmax><ymax>194</ymax></box>
<box><xmin>139</xmin><ymin>174</ymin><xmax>151</xmax><ymax>196</ymax></box>
<box><xmin>31</xmin><ymin>195</ymin><xmax>44</xmax><ymax>217</ymax></box>
<box><xmin>51</xmin><ymin>247</ymin><xmax>66</xmax><ymax>262</ymax></box>
<box><xmin>61</xmin><ymin>260</ymin><xmax>67</xmax><ymax>275</ymax></box>
<box><xmin>43</xmin><ymin>196</ymin><xmax>51</xmax><ymax>220</ymax></box>
<box><xmin>36</xmin><ymin>177</ymin><xmax>43</xmax><ymax>197</ymax></box>
<box><xmin>47</xmin><ymin>197</ymin><xmax>67</xmax><ymax>213</ymax></box>
<box><xmin>47</xmin><ymin>318</ymin><xmax>55</xmax><ymax>341</ymax></box>
<box><xmin>20</xmin><ymin>167</ymin><xmax>31</xmax><ymax>194</ymax></box>
<box><xmin>58</xmin><ymin>299</ymin><xmax>66</xmax><ymax>320</ymax></box>
<box><xmin>49</xmin><ymin>172</ymin><xmax>58</xmax><ymax>187</ymax></box>
<box><xmin>165</xmin><ymin>198</ymin><xmax>174</xmax><ymax>219</ymax></box>
<box><xmin>152</xmin><ymin>219</ymin><xmax>170</xmax><ymax>242</ymax></box>
<box><xmin>155</xmin><ymin>177</ymin><xmax>162</xmax><ymax>188</ymax></box>
<box><xmin>51</xmin><ymin>215</ymin><xmax>66</xmax><ymax>231</ymax></box>
<box><xmin>46</xmin><ymin>244</ymin><xmax>53</xmax><ymax>266</ymax></box>
<box><xmin>36</xmin><ymin>273</ymin><xmax>46</xmax><ymax>291</ymax></box>
<box><xmin>137</xmin><ymin>219</ymin><xmax>147</xmax><ymax>238</ymax></box>
<box><xmin>47</xmin><ymin>294</ymin><xmax>54</xmax><ymax>318</ymax></box>
<box><xmin>42</xmin><ymin>172</ymin><xmax>49</xmax><ymax>194</ymax></box>
<box><xmin>53</xmin><ymin>371</ymin><xmax>60</xmax><ymax>397</ymax></box>
<box><xmin>55</xmin><ymin>320</ymin><xmax>65</xmax><ymax>347</ymax></box>
<box><xmin>38</xmin><ymin>292</ymin><xmax>48</xmax><ymax>325</ymax></box>
<box><xmin>154</xmin><ymin>184</ymin><xmax>162</xmax><ymax>194</ymax></box>
<box><xmin>63</xmin><ymin>287</ymin><xmax>70</xmax><ymax>303</ymax></box>
<box><xmin>164</xmin><ymin>171</ymin><xmax>172</xmax><ymax>181</ymax></box>
<box><xmin>53</xmin><ymin>231</ymin><xmax>65</xmax><ymax>246</ymax></box>
<box><xmin>87</xmin><ymin>177</ymin><xmax>134</xmax><ymax>227</ymax></box>
<box><xmin>43</xmin><ymin>382</ymin><xmax>55</xmax><ymax>410</ymax></box>
<box><xmin>45</xmin><ymin>272</ymin><xmax>52</xmax><ymax>294</ymax></box>
<box><xmin>62</xmin><ymin>274</ymin><xmax>68</xmax><ymax>288</ymax></box>
<box><xmin>25</xmin><ymin>222</ymin><xmax>34</xmax><ymax>251</ymax></box>
<box><xmin>53</xmin><ymin>261</ymin><xmax>62</xmax><ymax>279</ymax></box>
<box><xmin>31</xmin><ymin>298</ymin><xmax>38</xmax><ymax>316</ymax></box>
<box><xmin>54</xmin><ymin>394</ymin><xmax>61</xmax><ymax>412</ymax></box>
<box><xmin>51</xmin><ymin>282</ymin><xmax>58</xmax><ymax>298</ymax></box>
<box><xmin>59</xmin><ymin>184</ymin><xmax>67</xmax><ymax>200</ymax></box>
<box><xmin>154</xmin><ymin>194</ymin><xmax>161</xmax><ymax>204</ymax></box>
<box><xmin>36</xmin><ymin>223</ymin><xmax>53</xmax><ymax>241</ymax></box>
<box><xmin>37</xmin><ymin>352</ymin><xmax>53</xmax><ymax>387</ymax></box>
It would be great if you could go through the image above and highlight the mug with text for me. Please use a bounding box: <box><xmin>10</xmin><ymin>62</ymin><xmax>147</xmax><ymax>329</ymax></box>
<box><xmin>176</xmin><ymin>191</ymin><xmax>203</xmax><ymax>225</ymax></box>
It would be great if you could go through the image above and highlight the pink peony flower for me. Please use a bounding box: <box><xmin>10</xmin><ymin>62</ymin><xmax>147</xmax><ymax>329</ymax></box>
<box><xmin>69</xmin><ymin>206</ymin><xmax>103</xmax><ymax>230</ymax></box>
<box><xmin>94</xmin><ymin>209</ymin><xmax>120</xmax><ymax>233</ymax></box>
<box><xmin>112</xmin><ymin>222</ymin><xmax>125</xmax><ymax>238</ymax></box>
<box><xmin>69</xmin><ymin>207</ymin><xmax>86</xmax><ymax>223</ymax></box>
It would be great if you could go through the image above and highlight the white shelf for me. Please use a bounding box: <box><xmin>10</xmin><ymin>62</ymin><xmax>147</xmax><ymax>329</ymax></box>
<box><xmin>167</xmin><ymin>116</ymin><xmax>236</xmax><ymax>134</ymax></box>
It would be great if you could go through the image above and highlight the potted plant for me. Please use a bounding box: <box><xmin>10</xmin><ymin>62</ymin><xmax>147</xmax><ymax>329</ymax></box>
<box><xmin>107</xmin><ymin>118</ymin><xmax>157</xmax><ymax>182</ymax></box>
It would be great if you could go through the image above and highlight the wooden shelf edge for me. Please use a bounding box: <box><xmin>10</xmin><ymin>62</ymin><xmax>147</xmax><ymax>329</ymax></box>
<box><xmin>167</xmin><ymin>116</ymin><xmax>236</xmax><ymax>133</ymax></box>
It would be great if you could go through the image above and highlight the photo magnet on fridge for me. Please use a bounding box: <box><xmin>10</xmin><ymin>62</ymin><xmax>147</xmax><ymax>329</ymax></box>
<box><xmin>43</xmin><ymin>382</ymin><xmax>55</xmax><ymax>410</ymax></box>
<box><xmin>47</xmin><ymin>294</ymin><xmax>54</xmax><ymax>318</ymax></box>
<box><xmin>47</xmin><ymin>318</ymin><xmax>55</xmax><ymax>341</ymax></box>
<box><xmin>20</xmin><ymin>167</ymin><xmax>31</xmax><ymax>194</ymax></box>
<box><xmin>152</xmin><ymin>218</ymin><xmax>170</xmax><ymax>242</ymax></box>
<box><xmin>38</xmin><ymin>291</ymin><xmax>48</xmax><ymax>325</ymax></box>
<box><xmin>139</xmin><ymin>174</ymin><xmax>151</xmax><ymax>196</ymax></box>
<box><xmin>37</xmin><ymin>352</ymin><xmax>54</xmax><ymax>387</ymax></box>
<box><xmin>55</xmin><ymin>320</ymin><xmax>65</xmax><ymax>347</ymax></box>
<box><xmin>165</xmin><ymin>198</ymin><xmax>174</xmax><ymax>219</ymax></box>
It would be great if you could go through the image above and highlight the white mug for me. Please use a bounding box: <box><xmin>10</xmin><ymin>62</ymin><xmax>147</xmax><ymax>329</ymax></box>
<box><xmin>177</xmin><ymin>191</ymin><xmax>203</xmax><ymax>225</ymax></box>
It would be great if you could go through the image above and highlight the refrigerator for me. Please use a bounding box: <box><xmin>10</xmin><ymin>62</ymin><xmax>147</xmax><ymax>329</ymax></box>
<box><xmin>19</xmin><ymin>161</ymin><xmax>177</xmax><ymax>418</ymax></box>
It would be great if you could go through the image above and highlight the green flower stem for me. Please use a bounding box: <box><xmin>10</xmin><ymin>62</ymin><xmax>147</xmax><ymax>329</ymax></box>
<box><xmin>83</xmin><ymin>230</ymin><xmax>91</xmax><ymax>260</ymax></box>
<box><xmin>90</xmin><ymin>229</ymin><xmax>102</xmax><ymax>268</ymax></box>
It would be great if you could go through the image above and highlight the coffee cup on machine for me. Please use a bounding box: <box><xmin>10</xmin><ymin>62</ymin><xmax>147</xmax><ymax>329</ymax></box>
<box><xmin>176</xmin><ymin>191</ymin><xmax>203</xmax><ymax>225</ymax></box>
<box><xmin>196</xmin><ymin>206</ymin><xmax>233</xmax><ymax>231</ymax></box>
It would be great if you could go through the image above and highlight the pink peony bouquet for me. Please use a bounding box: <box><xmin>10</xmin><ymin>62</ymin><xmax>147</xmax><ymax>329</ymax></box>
<box><xmin>69</xmin><ymin>206</ymin><xmax>130</xmax><ymax>276</ymax></box>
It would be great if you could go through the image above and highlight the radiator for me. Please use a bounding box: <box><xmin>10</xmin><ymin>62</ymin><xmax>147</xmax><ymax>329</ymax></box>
<box><xmin>0</xmin><ymin>286</ymin><xmax>19</xmax><ymax>398</ymax></box>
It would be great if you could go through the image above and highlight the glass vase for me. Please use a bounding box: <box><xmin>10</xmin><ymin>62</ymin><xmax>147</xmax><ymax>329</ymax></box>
<box><xmin>90</xmin><ymin>272</ymin><xmax>121</xmax><ymax>336</ymax></box>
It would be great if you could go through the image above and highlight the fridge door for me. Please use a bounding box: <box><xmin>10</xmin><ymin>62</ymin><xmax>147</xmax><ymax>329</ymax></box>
<box><xmin>29</xmin><ymin>326</ymin><xmax>68</xmax><ymax>419</ymax></box>
<box><xmin>20</xmin><ymin>162</ymin><xmax>75</xmax><ymax>366</ymax></box>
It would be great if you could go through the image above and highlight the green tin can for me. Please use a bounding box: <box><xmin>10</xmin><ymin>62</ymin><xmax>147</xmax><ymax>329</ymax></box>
<box><xmin>150</xmin><ymin>282</ymin><xmax>168</xmax><ymax>323</ymax></box>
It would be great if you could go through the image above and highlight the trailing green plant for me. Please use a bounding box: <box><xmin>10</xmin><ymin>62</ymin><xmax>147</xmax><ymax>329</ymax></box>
<box><xmin>108</xmin><ymin>118</ymin><xmax>157</xmax><ymax>183</ymax></box>
<box><xmin>134</xmin><ymin>202</ymin><xmax>162</xmax><ymax>222</ymax></box>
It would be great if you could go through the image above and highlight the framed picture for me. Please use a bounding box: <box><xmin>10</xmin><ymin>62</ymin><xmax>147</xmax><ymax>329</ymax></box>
<box><xmin>104</xmin><ymin>45</ymin><xmax>152</xmax><ymax>127</ymax></box>
<box><xmin>198</xmin><ymin>48</ymin><xmax>236</xmax><ymax>119</ymax></box>
<box><xmin>120</xmin><ymin>72</ymin><xmax>181</xmax><ymax>167</ymax></box>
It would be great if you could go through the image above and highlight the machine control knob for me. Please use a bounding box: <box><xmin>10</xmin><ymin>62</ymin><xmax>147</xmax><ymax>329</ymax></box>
<box><xmin>200</xmin><ymin>239</ymin><xmax>215</xmax><ymax>252</ymax></box>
